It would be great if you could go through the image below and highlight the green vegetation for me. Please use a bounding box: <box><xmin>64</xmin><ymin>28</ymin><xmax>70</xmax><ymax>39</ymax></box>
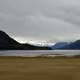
<box><xmin>0</xmin><ymin>57</ymin><xmax>80</xmax><ymax>80</ymax></box>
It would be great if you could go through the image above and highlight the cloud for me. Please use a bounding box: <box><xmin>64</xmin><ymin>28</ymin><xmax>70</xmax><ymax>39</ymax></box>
<box><xmin>0</xmin><ymin>0</ymin><xmax>80</xmax><ymax>42</ymax></box>
<box><xmin>24</xmin><ymin>13</ymin><xmax>80</xmax><ymax>41</ymax></box>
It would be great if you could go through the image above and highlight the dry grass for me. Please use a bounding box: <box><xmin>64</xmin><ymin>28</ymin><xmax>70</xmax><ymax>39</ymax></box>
<box><xmin>0</xmin><ymin>57</ymin><xmax>80</xmax><ymax>80</ymax></box>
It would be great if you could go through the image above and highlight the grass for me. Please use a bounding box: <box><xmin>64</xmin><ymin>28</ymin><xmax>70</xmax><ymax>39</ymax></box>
<box><xmin>0</xmin><ymin>57</ymin><xmax>80</xmax><ymax>80</ymax></box>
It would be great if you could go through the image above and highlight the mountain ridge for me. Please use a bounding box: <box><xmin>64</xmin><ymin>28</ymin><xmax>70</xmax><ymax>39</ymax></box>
<box><xmin>0</xmin><ymin>31</ymin><xmax>51</xmax><ymax>50</ymax></box>
<box><xmin>60</xmin><ymin>40</ymin><xmax>80</xmax><ymax>49</ymax></box>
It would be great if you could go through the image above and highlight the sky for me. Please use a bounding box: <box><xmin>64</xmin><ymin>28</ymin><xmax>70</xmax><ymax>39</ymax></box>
<box><xmin>0</xmin><ymin>0</ymin><xmax>80</xmax><ymax>43</ymax></box>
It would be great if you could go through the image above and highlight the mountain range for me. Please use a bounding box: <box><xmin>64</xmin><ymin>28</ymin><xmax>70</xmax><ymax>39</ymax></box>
<box><xmin>51</xmin><ymin>42</ymin><xmax>69</xmax><ymax>49</ymax></box>
<box><xmin>59</xmin><ymin>40</ymin><xmax>80</xmax><ymax>49</ymax></box>
<box><xmin>51</xmin><ymin>40</ymin><xmax>80</xmax><ymax>50</ymax></box>
<box><xmin>0</xmin><ymin>31</ymin><xmax>51</xmax><ymax>50</ymax></box>
<box><xmin>0</xmin><ymin>30</ymin><xmax>80</xmax><ymax>50</ymax></box>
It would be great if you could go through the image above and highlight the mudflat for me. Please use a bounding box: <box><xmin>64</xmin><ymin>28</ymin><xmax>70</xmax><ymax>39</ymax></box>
<box><xmin>0</xmin><ymin>57</ymin><xmax>80</xmax><ymax>80</ymax></box>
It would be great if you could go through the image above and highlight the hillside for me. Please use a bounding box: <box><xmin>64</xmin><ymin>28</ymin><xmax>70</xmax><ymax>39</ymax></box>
<box><xmin>0</xmin><ymin>31</ymin><xmax>51</xmax><ymax>50</ymax></box>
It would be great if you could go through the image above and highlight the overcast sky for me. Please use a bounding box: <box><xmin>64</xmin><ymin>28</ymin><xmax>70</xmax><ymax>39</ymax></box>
<box><xmin>0</xmin><ymin>0</ymin><xmax>80</xmax><ymax>43</ymax></box>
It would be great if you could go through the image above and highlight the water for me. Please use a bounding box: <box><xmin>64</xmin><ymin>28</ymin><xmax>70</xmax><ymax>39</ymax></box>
<box><xmin>0</xmin><ymin>50</ymin><xmax>80</xmax><ymax>57</ymax></box>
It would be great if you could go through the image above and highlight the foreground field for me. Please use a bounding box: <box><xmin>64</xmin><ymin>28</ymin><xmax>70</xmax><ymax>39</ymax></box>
<box><xmin>0</xmin><ymin>57</ymin><xmax>80</xmax><ymax>80</ymax></box>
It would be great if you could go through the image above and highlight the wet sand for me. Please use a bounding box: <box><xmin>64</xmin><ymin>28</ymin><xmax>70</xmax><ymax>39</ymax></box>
<box><xmin>0</xmin><ymin>57</ymin><xmax>80</xmax><ymax>80</ymax></box>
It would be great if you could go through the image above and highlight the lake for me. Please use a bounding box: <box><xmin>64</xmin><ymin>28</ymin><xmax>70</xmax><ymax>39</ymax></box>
<box><xmin>0</xmin><ymin>50</ymin><xmax>80</xmax><ymax>57</ymax></box>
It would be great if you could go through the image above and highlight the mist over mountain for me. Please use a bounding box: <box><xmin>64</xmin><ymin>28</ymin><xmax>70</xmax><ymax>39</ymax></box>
<box><xmin>51</xmin><ymin>42</ymin><xmax>69</xmax><ymax>49</ymax></box>
<box><xmin>59</xmin><ymin>40</ymin><xmax>80</xmax><ymax>49</ymax></box>
<box><xmin>51</xmin><ymin>40</ymin><xmax>80</xmax><ymax>50</ymax></box>
<box><xmin>0</xmin><ymin>30</ymin><xmax>80</xmax><ymax>50</ymax></box>
<box><xmin>0</xmin><ymin>31</ymin><xmax>51</xmax><ymax>50</ymax></box>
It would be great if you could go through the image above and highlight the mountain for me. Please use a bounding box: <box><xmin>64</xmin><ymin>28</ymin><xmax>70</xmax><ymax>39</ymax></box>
<box><xmin>0</xmin><ymin>31</ymin><xmax>51</xmax><ymax>50</ymax></box>
<box><xmin>51</xmin><ymin>42</ymin><xmax>69</xmax><ymax>49</ymax></box>
<box><xmin>60</xmin><ymin>40</ymin><xmax>80</xmax><ymax>49</ymax></box>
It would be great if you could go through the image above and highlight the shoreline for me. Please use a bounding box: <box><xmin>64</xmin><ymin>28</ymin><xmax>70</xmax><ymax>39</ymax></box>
<box><xmin>0</xmin><ymin>54</ymin><xmax>80</xmax><ymax>58</ymax></box>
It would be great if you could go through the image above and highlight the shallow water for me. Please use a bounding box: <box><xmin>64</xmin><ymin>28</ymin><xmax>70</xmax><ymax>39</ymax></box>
<box><xmin>0</xmin><ymin>50</ymin><xmax>80</xmax><ymax>57</ymax></box>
